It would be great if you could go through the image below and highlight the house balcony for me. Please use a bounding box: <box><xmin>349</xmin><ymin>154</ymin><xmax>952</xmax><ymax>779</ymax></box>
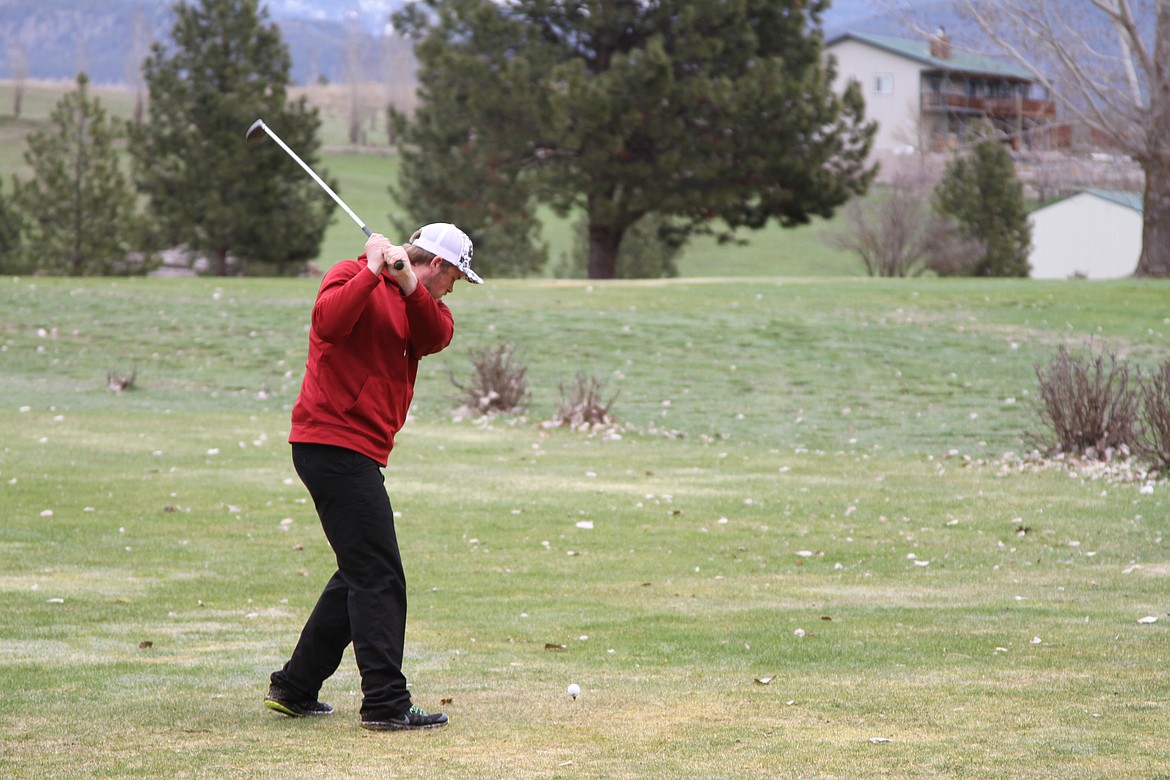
<box><xmin>921</xmin><ymin>92</ymin><xmax>1056</xmax><ymax>120</ymax></box>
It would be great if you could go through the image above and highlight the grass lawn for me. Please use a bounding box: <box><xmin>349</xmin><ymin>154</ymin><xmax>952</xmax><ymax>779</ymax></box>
<box><xmin>1</xmin><ymin>275</ymin><xmax>1168</xmax><ymax>778</ymax></box>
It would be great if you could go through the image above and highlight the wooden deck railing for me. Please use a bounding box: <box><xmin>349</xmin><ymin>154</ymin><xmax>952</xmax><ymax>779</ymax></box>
<box><xmin>921</xmin><ymin>92</ymin><xmax>1056</xmax><ymax>120</ymax></box>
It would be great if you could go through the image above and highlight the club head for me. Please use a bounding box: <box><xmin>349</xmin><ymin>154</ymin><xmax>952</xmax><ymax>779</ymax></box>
<box><xmin>245</xmin><ymin>119</ymin><xmax>268</xmax><ymax>144</ymax></box>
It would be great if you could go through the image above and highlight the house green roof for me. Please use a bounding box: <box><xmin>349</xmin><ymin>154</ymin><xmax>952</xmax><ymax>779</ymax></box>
<box><xmin>827</xmin><ymin>31</ymin><xmax>1035</xmax><ymax>80</ymax></box>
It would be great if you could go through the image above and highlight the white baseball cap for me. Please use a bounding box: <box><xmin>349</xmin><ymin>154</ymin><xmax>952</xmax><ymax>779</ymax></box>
<box><xmin>412</xmin><ymin>223</ymin><xmax>483</xmax><ymax>284</ymax></box>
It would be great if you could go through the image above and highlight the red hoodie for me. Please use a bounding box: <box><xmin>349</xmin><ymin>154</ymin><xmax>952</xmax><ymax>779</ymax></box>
<box><xmin>289</xmin><ymin>257</ymin><xmax>454</xmax><ymax>465</ymax></box>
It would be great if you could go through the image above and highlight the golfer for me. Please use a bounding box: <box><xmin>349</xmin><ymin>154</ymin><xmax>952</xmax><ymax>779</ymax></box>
<box><xmin>265</xmin><ymin>223</ymin><xmax>482</xmax><ymax>730</ymax></box>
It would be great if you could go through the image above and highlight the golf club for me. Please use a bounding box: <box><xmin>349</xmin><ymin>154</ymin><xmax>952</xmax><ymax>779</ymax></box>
<box><xmin>246</xmin><ymin>118</ymin><xmax>403</xmax><ymax>269</ymax></box>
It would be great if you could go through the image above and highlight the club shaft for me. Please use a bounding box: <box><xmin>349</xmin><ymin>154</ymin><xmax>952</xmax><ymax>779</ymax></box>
<box><xmin>255</xmin><ymin>121</ymin><xmax>371</xmax><ymax>237</ymax></box>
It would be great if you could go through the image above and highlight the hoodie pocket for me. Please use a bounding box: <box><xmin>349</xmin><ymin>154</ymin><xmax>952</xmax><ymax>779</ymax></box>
<box><xmin>344</xmin><ymin>374</ymin><xmax>405</xmax><ymax>436</ymax></box>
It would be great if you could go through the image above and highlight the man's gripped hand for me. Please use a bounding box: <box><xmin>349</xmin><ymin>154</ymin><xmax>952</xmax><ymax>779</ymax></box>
<box><xmin>365</xmin><ymin>233</ymin><xmax>417</xmax><ymax>295</ymax></box>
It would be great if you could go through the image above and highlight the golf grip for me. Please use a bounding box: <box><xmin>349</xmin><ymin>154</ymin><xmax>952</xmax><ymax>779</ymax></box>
<box><xmin>366</xmin><ymin>226</ymin><xmax>404</xmax><ymax>271</ymax></box>
<box><xmin>361</xmin><ymin>226</ymin><xmax>404</xmax><ymax>270</ymax></box>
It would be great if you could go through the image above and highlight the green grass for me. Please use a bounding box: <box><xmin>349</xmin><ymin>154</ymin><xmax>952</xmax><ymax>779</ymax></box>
<box><xmin>315</xmin><ymin>150</ymin><xmax>401</xmax><ymax>269</ymax></box>
<box><xmin>1</xmin><ymin>275</ymin><xmax>1169</xmax><ymax>778</ymax></box>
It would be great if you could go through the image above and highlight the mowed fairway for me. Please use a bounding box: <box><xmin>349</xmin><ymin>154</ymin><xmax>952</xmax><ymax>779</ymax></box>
<box><xmin>1</xmin><ymin>276</ymin><xmax>1168</xmax><ymax>778</ymax></box>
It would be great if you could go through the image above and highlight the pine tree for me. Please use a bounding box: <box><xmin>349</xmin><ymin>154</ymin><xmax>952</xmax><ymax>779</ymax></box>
<box><xmin>391</xmin><ymin>0</ymin><xmax>876</xmax><ymax>279</ymax></box>
<box><xmin>387</xmin><ymin>6</ymin><xmax>549</xmax><ymax>281</ymax></box>
<box><xmin>0</xmin><ymin>178</ymin><xmax>24</xmax><ymax>274</ymax></box>
<box><xmin>133</xmin><ymin>0</ymin><xmax>333</xmax><ymax>276</ymax></box>
<box><xmin>14</xmin><ymin>73</ymin><xmax>145</xmax><ymax>276</ymax></box>
<box><xmin>934</xmin><ymin>140</ymin><xmax>1032</xmax><ymax>277</ymax></box>
<box><xmin>388</xmin><ymin>94</ymin><xmax>549</xmax><ymax>278</ymax></box>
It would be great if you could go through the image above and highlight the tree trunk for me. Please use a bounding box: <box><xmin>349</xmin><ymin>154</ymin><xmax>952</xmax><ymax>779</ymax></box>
<box><xmin>1136</xmin><ymin>6</ymin><xmax>1170</xmax><ymax>277</ymax></box>
<box><xmin>587</xmin><ymin>223</ymin><xmax>623</xmax><ymax>279</ymax></box>
<box><xmin>216</xmin><ymin>247</ymin><xmax>229</xmax><ymax>276</ymax></box>
<box><xmin>1138</xmin><ymin>158</ymin><xmax>1170</xmax><ymax>277</ymax></box>
<box><xmin>11</xmin><ymin>44</ymin><xmax>27</xmax><ymax>118</ymax></box>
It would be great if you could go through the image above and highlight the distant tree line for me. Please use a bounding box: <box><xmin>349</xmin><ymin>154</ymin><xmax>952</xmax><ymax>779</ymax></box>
<box><xmin>0</xmin><ymin>0</ymin><xmax>333</xmax><ymax>277</ymax></box>
<box><xmin>0</xmin><ymin>0</ymin><xmax>1090</xmax><ymax>281</ymax></box>
<box><xmin>0</xmin><ymin>0</ymin><xmax>883</xmax><ymax>279</ymax></box>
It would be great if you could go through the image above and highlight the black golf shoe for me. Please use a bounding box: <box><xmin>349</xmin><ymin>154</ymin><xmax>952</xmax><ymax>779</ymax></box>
<box><xmin>264</xmin><ymin>684</ymin><xmax>334</xmax><ymax>717</ymax></box>
<box><xmin>360</xmin><ymin>705</ymin><xmax>448</xmax><ymax>731</ymax></box>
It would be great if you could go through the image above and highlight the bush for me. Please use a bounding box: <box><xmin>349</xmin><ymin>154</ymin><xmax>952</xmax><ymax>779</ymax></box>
<box><xmin>1136</xmin><ymin>360</ymin><xmax>1170</xmax><ymax>473</ymax></box>
<box><xmin>829</xmin><ymin>175</ymin><xmax>984</xmax><ymax>277</ymax></box>
<box><xmin>449</xmin><ymin>342</ymin><xmax>530</xmax><ymax>415</ymax></box>
<box><xmin>0</xmin><ymin>177</ymin><xmax>24</xmax><ymax>273</ymax></box>
<box><xmin>1027</xmin><ymin>343</ymin><xmax>1139</xmax><ymax>458</ymax></box>
<box><xmin>551</xmin><ymin>373</ymin><xmax>619</xmax><ymax>430</ymax></box>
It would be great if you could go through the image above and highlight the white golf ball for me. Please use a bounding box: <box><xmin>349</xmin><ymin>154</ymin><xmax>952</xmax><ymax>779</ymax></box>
<box><xmin>567</xmin><ymin>683</ymin><xmax>580</xmax><ymax>699</ymax></box>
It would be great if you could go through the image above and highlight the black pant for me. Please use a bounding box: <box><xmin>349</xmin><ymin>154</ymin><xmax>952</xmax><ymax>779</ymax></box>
<box><xmin>271</xmin><ymin>443</ymin><xmax>412</xmax><ymax>719</ymax></box>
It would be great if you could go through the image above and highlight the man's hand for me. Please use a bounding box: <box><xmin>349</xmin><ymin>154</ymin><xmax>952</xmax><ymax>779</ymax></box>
<box><xmin>365</xmin><ymin>233</ymin><xmax>417</xmax><ymax>295</ymax></box>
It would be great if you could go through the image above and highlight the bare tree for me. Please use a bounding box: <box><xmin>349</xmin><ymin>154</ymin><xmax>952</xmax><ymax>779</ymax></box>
<box><xmin>955</xmin><ymin>0</ymin><xmax>1170</xmax><ymax>277</ymax></box>
<box><xmin>345</xmin><ymin>12</ymin><xmax>365</xmax><ymax>146</ymax></box>
<box><xmin>125</xmin><ymin>4</ymin><xmax>151</xmax><ymax>125</ymax></box>
<box><xmin>9</xmin><ymin>40</ymin><xmax>28</xmax><ymax>118</ymax></box>
<box><xmin>829</xmin><ymin>173</ymin><xmax>984</xmax><ymax>277</ymax></box>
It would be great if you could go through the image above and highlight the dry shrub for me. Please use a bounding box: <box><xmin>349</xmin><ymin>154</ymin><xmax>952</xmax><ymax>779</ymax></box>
<box><xmin>552</xmin><ymin>372</ymin><xmax>619</xmax><ymax>430</ymax></box>
<box><xmin>1136</xmin><ymin>360</ymin><xmax>1170</xmax><ymax>473</ymax></box>
<box><xmin>828</xmin><ymin>174</ymin><xmax>984</xmax><ymax>278</ymax></box>
<box><xmin>1027</xmin><ymin>343</ymin><xmax>1139</xmax><ymax>458</ymax></box>
<box><xmin>449</xmin><ymin>342</ymin><xmax>530</xmax><ymax>415</ymax></box>
<box><xmin>107</xmin><ymin>368</ymin><xmax>136</xmax><ymax>392</ymax></box>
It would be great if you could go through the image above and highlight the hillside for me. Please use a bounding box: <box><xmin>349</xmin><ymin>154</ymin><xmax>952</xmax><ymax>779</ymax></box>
<box><xmin>0</xmin><ymin>0</ymin><xmax>414</xmax><ymax>87</ymax></box>
<box><xmin>0</xmin><ymin>0</ymin><xmax>956</xmax><ymax>87</ymax></box>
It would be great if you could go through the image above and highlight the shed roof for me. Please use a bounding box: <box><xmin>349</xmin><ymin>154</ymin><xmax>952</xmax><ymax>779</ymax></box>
<box><xmin>1035</xmin><ymin>190</ymin><xmax>1145</xmax><ymax>215</ymax></box>
<box><xmin>1082</xmin><ymin>189</ymin><xmax>1144</xmax><ymax>213</ymax></box>
<box><xmin>826</xmin><ymin>31</ymin><xmax>1034</xmax><ymax>80</ymax></box>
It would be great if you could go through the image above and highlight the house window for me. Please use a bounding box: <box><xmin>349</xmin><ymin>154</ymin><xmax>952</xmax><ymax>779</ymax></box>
<box><xmin>874</xmin><ymin>73</ymin><xmax>894</xmax><ymax>95</ymax></box>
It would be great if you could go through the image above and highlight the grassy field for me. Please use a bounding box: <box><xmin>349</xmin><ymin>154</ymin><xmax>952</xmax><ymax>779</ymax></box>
<box><xmin>1</xmin><ymin>275</ymin><xmax>1168</xmax><ymax>778</ymax></box>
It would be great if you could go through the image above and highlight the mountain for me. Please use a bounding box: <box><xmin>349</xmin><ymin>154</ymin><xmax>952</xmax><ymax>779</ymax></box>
<box><xmin>823</xmin><ymin>0</ymin><xmax>891</xmax><ymax>31</ymax></box>
<box><xmin>823</xmin><ymin>0</ymin><xmax>974</xmax><ymax>39</ymax></box>
<box><xmin>0</xmin><ymin>0</ymin><xmax>1061</xmax><ymax>87</ymax></box>
<box><xmin>0</xmin><ymin>0</ymin><xmax>171</xmax><ymax>85</ymax></box>
<box><xmin>0</xmin><ymin>0</ymin><xmax>409</xmax><ymax>86</ymax></box>
<box><xmin>264</xmin><ymin>0</ymin><xmax>405</xmax><ymax>31</ymax></box>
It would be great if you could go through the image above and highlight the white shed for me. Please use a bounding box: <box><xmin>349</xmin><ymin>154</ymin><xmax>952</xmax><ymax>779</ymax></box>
<box><xmin>1028</xmin><ymin>190</ymin><xmax>1143</xmax><ymax>279</ymax></box>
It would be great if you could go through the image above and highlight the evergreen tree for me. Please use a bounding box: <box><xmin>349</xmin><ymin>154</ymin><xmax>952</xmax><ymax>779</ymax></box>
<box><xmin>934</xmin><ymin>140</ymin><xmax>1032</xmax><ymax>277</ymax></box>
<box><xmin>134</xmin><ymin>0</ymin><xmax>333</xmax><ymax>276</ymax></box>
<box><xmin>392</xmin><ymin>0</ymin><xmax>876</xmax><ymax>279</ymax></box>
<box><xmin>0</xmin><ymin>178</ymin><xmax>24</xmax><ymax>274</ymax></box>
<box><xmin>13</xmin><ymin>73</ymin><xmax>146</xmax><ymax>276</ymax></box>
<box><xmin>388</xmin><ymin>93</ymin><xmax>548</xmax><ymax>278</ymax></box>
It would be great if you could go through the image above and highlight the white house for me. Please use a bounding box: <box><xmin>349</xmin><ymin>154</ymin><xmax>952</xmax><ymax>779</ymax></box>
<box><xmin>1028</xmin><ymin>190</ymin><xmax>1143</xmax><ymax>279</ymax></box>
<box><xmin>825</xmin><ymin>31</ymin><xmax>1054</xmax><ymax>158</ymax></box>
